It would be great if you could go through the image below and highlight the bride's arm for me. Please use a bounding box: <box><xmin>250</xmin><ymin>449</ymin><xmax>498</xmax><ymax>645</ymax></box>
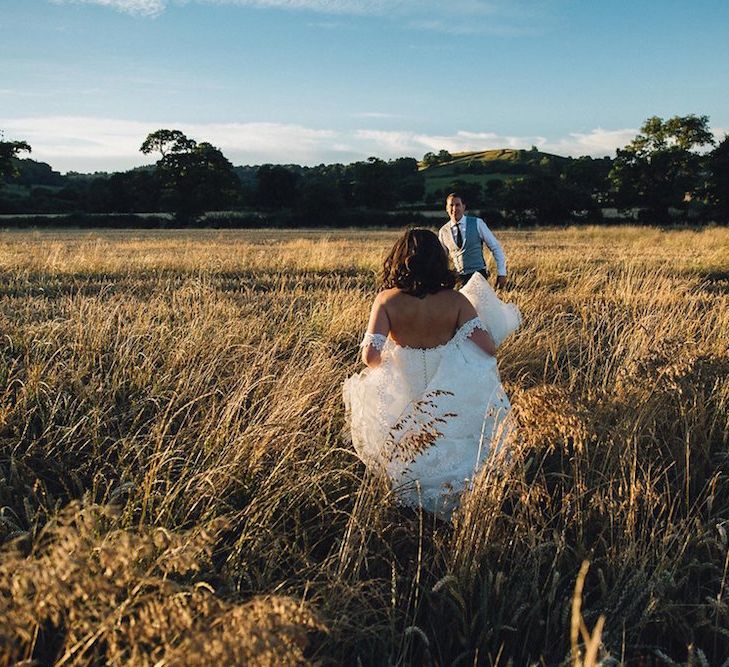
<box><xmin>361</xmin><ymin>293</ymin><xmax>391</xmax><ymax>368</ymax></box>
<box><xmin>457</xmin><ymin>298</ymin><xmax>496</xmax><ymax>357</ymax></box>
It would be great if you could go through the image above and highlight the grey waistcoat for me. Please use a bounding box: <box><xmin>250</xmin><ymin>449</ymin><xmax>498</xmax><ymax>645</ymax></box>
<box><xmin>442</xmin><ymin>216</ymin><xmax>487</xmax><ymax>274</ymax></box>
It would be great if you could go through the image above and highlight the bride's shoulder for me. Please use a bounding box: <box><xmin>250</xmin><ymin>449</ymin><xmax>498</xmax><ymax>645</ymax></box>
<box><xmin>449</xmin><ymin>289</ymin><xmax>479</xmax><ymax>320</ymax></box>
<box><xmin>422</xmin><ymin>288</ymin><xmax>467</xmax><ymax>309</ymax></box>
<box><xmin>439</xmin><ymin>288</ymin><xmax>469</xmax><ymax>306</ymax></box>
<box><xmin>376</xmin><ymin>287</ymin><xmax>402</xmax><ymax>303</ymax></box>
<box><xmin>430</xmin><ymin>289</ymin><xmax>472</xmax><ymax>319</ymax></box>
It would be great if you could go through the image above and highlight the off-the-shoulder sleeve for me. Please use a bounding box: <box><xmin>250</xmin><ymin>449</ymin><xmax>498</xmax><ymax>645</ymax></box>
<box><xmin>453</xmin><ymin>316</ymin><xmax>486</xmax><ymax>344</ymax></box>
<box><xmin>360</xmin><ymin>333</ymin><xmax>387</xmax><ymax>350</ymax></box>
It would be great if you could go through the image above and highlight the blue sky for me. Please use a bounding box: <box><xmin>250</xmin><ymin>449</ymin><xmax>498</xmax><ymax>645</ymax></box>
<box><xmin>2</xmin><ymin>0</ymin><xmax>728</xmax><ymax>172</ymax></box>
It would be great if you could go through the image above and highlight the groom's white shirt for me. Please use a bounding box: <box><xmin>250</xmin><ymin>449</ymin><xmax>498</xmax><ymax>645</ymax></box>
<box><xmin>438</xmin><ymin>216</ymin><xmax>507</xmax><ymax>276</ymax></box>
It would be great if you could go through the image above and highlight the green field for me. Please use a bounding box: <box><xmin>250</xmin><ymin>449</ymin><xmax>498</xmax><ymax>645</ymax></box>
<box><xmin>424</xmin><ymin>172</ymin><xmax>513</xmax><ymax>196</ymax></box>
<box><xmin>1</xmin><ymin>227</ymin><xmax>728</xmax><ymax>665</ymax></box>
<box><xmin>420</xmin><ymin>148</ymin><xmax>559</xmax><ymax>197</ymax></box>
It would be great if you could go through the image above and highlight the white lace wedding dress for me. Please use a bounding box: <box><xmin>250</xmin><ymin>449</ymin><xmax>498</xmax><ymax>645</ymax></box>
<box><xmin>343</xmin><ymin>273</ymin><xmax>522</xmax><ymax>516</ymax></box>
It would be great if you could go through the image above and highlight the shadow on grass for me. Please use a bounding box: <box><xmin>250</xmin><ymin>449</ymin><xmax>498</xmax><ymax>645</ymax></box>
<box><xmin>0</xmin><ymin>267</ymin><xmax>375</xmax><ymax>300</ymax></box>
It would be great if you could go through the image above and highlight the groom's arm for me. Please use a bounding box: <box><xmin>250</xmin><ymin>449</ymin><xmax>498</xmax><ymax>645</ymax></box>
<box><xmin>476</xmin><ymin>218</ymin><xmax>507</xmax><ymax>286</ymax></box>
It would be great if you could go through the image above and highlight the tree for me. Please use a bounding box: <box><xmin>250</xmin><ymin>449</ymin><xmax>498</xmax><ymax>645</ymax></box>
<box><xmin>501</xmin><ymin>178</ymin><xmax>534</xmax><ymax>225</ymax></box>
<box><xmin>255</xmin><ymin>165</ymin><xmax>300</xmax><ymax>209</ymax></box>
<box><xmin>708</xmin><ymin>135</ymin><xmax>729</xmax><ymax>222</ymax></box>
<box><xmin>140</xmin><ymin>129</ymin><xmax>194</xmax><ymax>157</ymax></box>
<box><xmin>609</xmin><ymin>115</ymin><xmax>715</xmax><ymax>223</ymax></box>
<box><xmin>422</xmin><ymin>150</ymin><xmax>453</xmax><ymax>168</ymax></box>
<box><xmin>99</xmin><ymin>169</ymin><xmax>159</xmax><ymax>213</ymax></box>
<box><xmin>350</xmin><ymin>157</ymin><xmax>395</xmax><ymax>209</ymax></box>
<box><xmin>295</xmin><ymin>176</ymin><xmax>344</xmax><ymax>220</ymax></box>
<box><xmin>445</xmin><ymin>179</ymin><xmax>482</xmax><ymax>207</ymax></box>
<box><xmin>502</xmin><ymin>174</ymin><xmax>576</xmax><ymax>225</ymax></box>
<box><xmin>389</xmin><ymin>157</ymin><xmax>425</xmax><ymax>204</ymax></box>
<box><xmin>140</xmin><ymin>129</ymin><xmax>241</xmax><ymax>222</ymax></box>
<box><xmin>562</xmin><ymin>156</ymin><xmax>612</xmax><ymax>205</ymax></box>
<box><xmin>0</xmin><ymin>136</ymin><xmax>31</xmax><ymax>184</ymax></box>
<box><xmin>422</xmin><ymin>152</ymin><xmax>439</xmax><ymax>168</ymax></box>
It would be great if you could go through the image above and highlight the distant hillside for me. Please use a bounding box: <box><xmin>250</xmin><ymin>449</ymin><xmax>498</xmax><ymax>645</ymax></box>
<box><xmin>420</xmin><ymin>148</ymin><xmax>583</xmax><ymax>199</ymax></box>
<box><xmin>421</xmin><ymin>148</ymin><xmax>569</xmax><ymax>169</ymax></box>
<box><xmin>3</xmin><ymin>149</ymin><xmax>614</xmax><ymax>216</ymax></box>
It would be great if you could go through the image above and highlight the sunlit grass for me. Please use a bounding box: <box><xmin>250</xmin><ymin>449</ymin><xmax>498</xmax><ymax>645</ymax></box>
<box><xmin>1</xmin><ymin>226</ymin><xmax>728</xmax><ymax>665</ymax></box>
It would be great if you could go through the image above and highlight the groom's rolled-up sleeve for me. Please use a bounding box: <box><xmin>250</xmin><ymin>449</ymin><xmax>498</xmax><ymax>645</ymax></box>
<box><xmin>477</xmin><ymin>218</ymin><xmax>507</xmax><ymax>276</ymax></box>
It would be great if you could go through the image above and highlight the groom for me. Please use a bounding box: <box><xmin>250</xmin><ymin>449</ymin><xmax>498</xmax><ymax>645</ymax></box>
<box><xmin>438</xmin><ymin>192</ymin><xmax>508</xmax><ymax>288</ymax></box>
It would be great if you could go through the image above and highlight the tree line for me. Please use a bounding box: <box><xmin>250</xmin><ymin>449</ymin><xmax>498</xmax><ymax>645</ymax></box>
<box><xmin>1</xmin><ymin>115</ymin><xmax>728</xmax><ymax>226</ymax></box>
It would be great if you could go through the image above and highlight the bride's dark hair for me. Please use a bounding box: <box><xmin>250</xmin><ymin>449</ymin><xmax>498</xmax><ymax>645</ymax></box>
<box><xmin>381</xmin><ymin>228</ymin><xmax>456</xmax><ymax>297</ymax></box>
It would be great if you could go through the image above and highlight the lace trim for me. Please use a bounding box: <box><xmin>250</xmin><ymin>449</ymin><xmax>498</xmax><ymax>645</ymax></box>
<box><xmin>384</xmin><ymin>317</ymin><xmax>486</xmax><ymax>353</ymax></box>
<box><xmin>452</xmin><ymin>316</ymin><xmax>485</xmax><ymax>344</ymax></box>
<box><xmin>360</xmin><ymin>332</ymin><xmax>387</xmax><ymax>351</ymax></box>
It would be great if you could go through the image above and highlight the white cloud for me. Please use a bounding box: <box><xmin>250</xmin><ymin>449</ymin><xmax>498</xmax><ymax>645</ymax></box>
<box><xmin>235</xmin><ymin>0</ymin><xmax>395</xmax><ymax>12</ymax></box>
<box><xmin>1</xmin><ymin>115</ymin><xmax>641</xmax><ymax>173</ymax></box>
<box><xmin>50</xmin><ymin>0</ymin><xmax>398</xmax><ymax>16</ymax></box>
<box><xmin>338</xmin><ymin>127</ymin><xmax>637</xmax><ymax>160</ymax></box>
<box><xmin>50</xmin><ymin>0</ymin><xmax>166</xmax><ymax>17</ymax></box>
<box><xmin>0</xmin><ymin>117</ymin><xmax>341</xmax><ymax>171</ymax></box>
<box><xmin>202</xmin><ymin>0</ymin><xmax>394</xmax><ymax>14</ymax></box>
<box><xmin>305</xmin><ymin>19</ymin><xmax>346</xmax><ymax>28</ymax></box>
<box><xmin>352</xmin><ymin>112</ymin><xmax>399</xmax><ymax>119</ymax></box>
<box><xmin>49</xmin><ymin>0</ymin><xmax>549</xmax><ymax>34</ymax></box>
<box><xmin>407</xmin><ymin>16</ymin><xmax>538</xmax><ymax>36</ymax></box>
<box><xmin>354</xmin><ymin>129</ymin><xmax>547</xmax><ymax>155</ymax></box>
<box><xmin>0</xmin><ymin>89</ymin><xmax>62</xmax><ymax>98</ymax></box>
<box><xmin>544</xmin><ymin>128</ymin><xmax>638</xmax><ymax>158</ymax></box>
<box><xmin>543</xmin><ymin>126</ymin><xmax>728</xmax><ymax>156</ymax></box>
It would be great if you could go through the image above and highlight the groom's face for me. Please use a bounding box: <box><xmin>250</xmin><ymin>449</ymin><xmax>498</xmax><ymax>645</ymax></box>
<box><xmin>446</xmin><ymin>196</ymin><xmax>465</xmax><ymax>222</ymax></box>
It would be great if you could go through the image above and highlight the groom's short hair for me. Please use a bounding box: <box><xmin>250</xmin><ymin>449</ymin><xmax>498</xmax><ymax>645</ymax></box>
<box><xmin>446</xmin><ymin>192</ymin><xmax>464</xmax><ymax>204</ymax></box>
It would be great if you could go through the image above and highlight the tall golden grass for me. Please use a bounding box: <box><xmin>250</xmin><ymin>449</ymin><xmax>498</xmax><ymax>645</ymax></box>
<box><xmin>0</xmin><ymin>226</ymin><xmax>727</xmax><ymax>665</ymax></box>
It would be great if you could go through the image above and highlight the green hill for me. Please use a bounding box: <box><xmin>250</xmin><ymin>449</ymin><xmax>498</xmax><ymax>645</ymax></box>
<box><xmin>419</xmin><ymin>148</ymin><xmax>572</xmax><ymax>199</ymax></box>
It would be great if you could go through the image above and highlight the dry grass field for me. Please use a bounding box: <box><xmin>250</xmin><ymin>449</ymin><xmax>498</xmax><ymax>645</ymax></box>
<box><xmin>0</xmin><ymin>226</ymin><xmax>728</xmax><ymax>665</ymax></box>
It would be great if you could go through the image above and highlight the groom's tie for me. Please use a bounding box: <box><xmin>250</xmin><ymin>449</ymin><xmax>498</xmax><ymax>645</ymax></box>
<box><xmin>454</xmin><ymin>223</ymin><xmax>463</xmax><ymax>248</ymax></box>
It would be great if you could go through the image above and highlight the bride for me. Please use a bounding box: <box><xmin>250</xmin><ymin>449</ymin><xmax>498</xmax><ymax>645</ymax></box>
<box><xmin>343</xmin><ymin>228</ymin><xmax>521</xmax><ymax>517</ymax></box>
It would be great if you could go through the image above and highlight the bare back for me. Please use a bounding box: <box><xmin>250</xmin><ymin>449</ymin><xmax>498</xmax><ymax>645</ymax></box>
<box><xmin>377</xmin><ymin>288</ymin><xmax>473</xmax><ymax>348</ymax></box>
